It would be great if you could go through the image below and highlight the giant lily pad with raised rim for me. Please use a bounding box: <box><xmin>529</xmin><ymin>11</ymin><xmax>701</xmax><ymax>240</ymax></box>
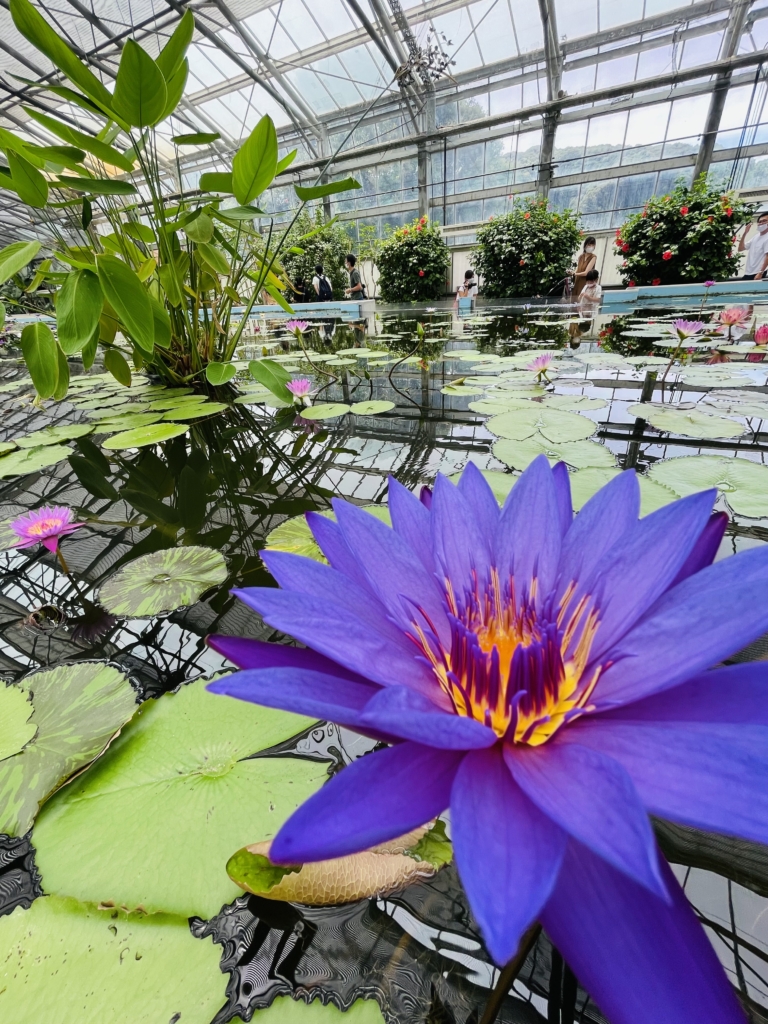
<box><xmin>487</xmin><ymin>406</ymin><xmax>597</xmax><ymax>443</ymax></box>
<box><xmin>32</xmin><ymin>678</ymin><xmax>327</xmax><ymax>918</ymax></box>
<box><xmin>0</xmin><ymin>662</ymin><xmax>136</xmax><ymax>837</ymax></box>
<box><xmin>493</xmin><ymin>435</ymin><xmax>616</xmax><ymax>471</ymax></box>
<box><xmin>0</xmin><ymin>444</ymin><xmax>72</xmax><ymax>479</ymax></box>
<box><xmin>12</xmin><ymin>423</ymin><xmax>93</xmax><ymax>448</ymax></box>
<box><xmin>0</xmin><ymin>684</ymin><xmax>35</xmax><ymax>762</ymax></box>
<box><xmin>648</xmin><ymin>455</ymin><xmax>768</xmax><ymax>518</ymax></box>
<box><xmin>101</xmin><ymin>422</ymin><xmax>189</xmax><ymax>449</ymax></box>
<box><xmin>98</xmin><ymin>546</ymin><xmax>228</xmax><ymax>617</ymax></box>
<box><xmin>626</xmin><ymin>403</ymin><xmax>745</xmax><ymax>440</ymax></box>
<box><xmin>0</xmin><ymin>896</ymin><xmax>226</xmax><ymax>1024</ymax></box>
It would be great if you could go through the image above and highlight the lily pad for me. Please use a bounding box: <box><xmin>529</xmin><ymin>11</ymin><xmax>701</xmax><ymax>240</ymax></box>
<box><xmin>0</xmin><ymin>684</ymin><xmax>35</xmax><ymax>762</ymax></box>
<box><xmin>569</xmin><ymin>468</ymin><xmax>677</xmax><ymax>516</ymax></box>
<box><xmin>325</xmin><ymin>358</ymin><xmax>358</xmax><ymax>367</ymax></box>
<box><xmin>146</xmin><ymin>394</ymin><xmax>208</xmax><ymax>410</ymax></box>
<box><xmin>0</xmin><ymin>441</ymin><xmax>16</xmax><ymax>456</ymax></box>
<box><xmin>449</xmin><ymin>468</ymin><xmax>517</xmax><ymax>504</ymax></box>
<box><xmin>336</xmin><ymin>347</ymin><xmax>372</xmax><ymax>356</ymax></box>
<box><xmin>101</xmin><ymin>423</ymin><xmax>190</xmax><ymax>449</ymax></box>
<box><xmin>540</xmin><ymin>394</ymin><xmax>607</xmax><ymax>411</ymax></box>
<box><xmin>701</xmin><ymin>394</ymin><xmax>768</xmax><ymax>418</ymax></box>
<box><xmin>469</xmin><ymin>398</ymin><xmax>531</xmax><ymax>415</ymax></box>
<box><xmin>301</xmin><ymin>403</ymin><xmax>351</xmax><ymax>420</ymax></box>
<box><xmin>265</xmin><ymin>505</ymin><xmax>392</xmax><ymax>564</ymax></box>
<box><xmin>98</xmin><ymin>546</ymin><xmax>228</xmax><ymax>617</ymax></box>
<box><xmin>0</xmin><ymin>896</ymin><xmax>226</xmax><ymax>1024</ymax></box>
<box><xmin>349</xmin><ymin>400</ymin><xmax>396</xmax><ymax>415</ymax></box>
<box><xmin>648</xmin><ymin>456</ymin><xmax>768</xmax><ymax>518</ymax></box>
<box><xmin>441</xmin><ymin>385</ymin><xmax>484</xmax><ymax>396</ymax></box>
<box><xmin>33</xmin><ymin>678</ymin><xmax>327</xmax><ymax>918</ymax></box>
<box><xmin>0</xmin><ymin>444</ymin><xmax>72</xmax><ymax>478</ymax></box>
<box><xmin>12</xmin><ymin>423</ymin><xmax>93</xmax><ymax>448</ymax></box>
<box><xmin>493</xmin><ymin>434</ymin><xmax>616</xmax><ymax>471</ymax></box>
<box><xmin>487</xmin><ymin>406</ymin><xmax>597</xmax><ymax>443</ymax></box>
<box><xmin>93</xmin><ymin>412</ymin><xmax>165</xmax><ymax>431</ymax></box>
<box><xmin>163</xmin><ymin>402</ymin><xmax>229</xmax><ymax>421</ymax></box>
<box><xmin>626</xmin><ymin>403</ymin><xmax>745</xmax><ymax>440</ymax></box>
<box><xmin>0</xmin><ymin>662</ymin><xmax>137</xmax><ymax>837</ymax></box>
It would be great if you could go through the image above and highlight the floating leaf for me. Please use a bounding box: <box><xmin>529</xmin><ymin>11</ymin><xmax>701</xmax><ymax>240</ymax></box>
<box><xmin>12</xmin><ymin>424</ymin><xmax>92</xmax><ymax>448</ymax></box>
<box><xmin>349</xmin><ymin>400</ymin><xmax>395</xmax><ymax>415</ymax></box>
<box><xmin>648</xmin><ymin>456</ymin><xmax>768</xmax><ymax>518</ymax></box>
<box><xmin>0</xmin><ymin>684</ymin><xmax>35</xmax><ymax>762</ymax></box>
<box><xmin>301</xmin><ymin>403</ymin><xmax>350</xmax><ymax>420</ymax></box>
<box><xmin>162</xmin><ymin>402</ymin><xmax>228</xmax><ymax>421</ymax></box>
<box><xmin>0</xmin><ymin>896</ymin><xmax>227</xmax><ymax>1023</ymax></box>
<box><xmin>33</xmin><ymin>678</ymin><xmax>326</xmax><ymax>918</ymax></box>
<box><xmin>487</xmin><ymin>406</ymin><xmax>597</xmax><ymax>443</ymax></box>
<box><xmin>205</xmin><ymin>360</ymin><xmax>236</xmax><ymax>385</ymax></box>
<box><xmin>98</xmin><ymin>546</ymin><xmax>227</xmax><ymax>616</ymax></box>
<box><xmin>569</xmin><ymin>468</ymin><xmax>677</xmax><ymax>516</ymax></box>
<box><xmin>0</xmin><ymin>663</ymin><xmax>136</xmax><ymax>837</ymax></box>
<box><xmin>265</xmin><ymin>506</ymin><xmax>391</xmax><ymax>563</ymax></box>
<box><xmin>493</xmin><ymin>434</ymin><xmax>615</xmax><ymax>471</ymax></box>
<box><xmin>101</xmin><ymin>422</ymin><xmax>189</xmax><ymax>449</ymax></box>
<box><xmin>626</xmin><ymin>403</ymin><xmax>745</xmax><ymax>440</ymax></box>
<box><xmin>93</xmin><ymin>412</ymin><xmax>164</xmax><ymax>432</ymax></box>
<box><xmin>441</xmin><ymin>385</ymin><xmax>484</xmax><ymax>396</ymax></box>
<box><xmin>0</xmin><ymin>444</ymin><xmax>72</xmax><ymax>479</ymax></box>
<box><xmin>540</xmin><ymin>394</ymin><xmax>607</xmax><ymax>411</ymax></box>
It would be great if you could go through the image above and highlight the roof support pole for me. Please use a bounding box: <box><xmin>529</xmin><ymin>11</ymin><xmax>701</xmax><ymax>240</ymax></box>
<box><xmin>418</xmin><ymin>141</ymin><xmax>429</xmax><ymax>218</ymax></box>
<box><xmin>692</xmin><ymin>0</ymin><xmax>753</xmax><ymax>182</ymax></box>
<box><xmin>536</xmin><ymin>0</ymin><xmax>563</xmax><ymax>197</ymax></box>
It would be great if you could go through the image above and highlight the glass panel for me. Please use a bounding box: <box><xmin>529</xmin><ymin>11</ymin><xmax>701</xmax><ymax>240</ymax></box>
<box><xmin>271</xmin><ymin>0</ymin><xmax>329</xmax><ymax>51</ymax></box>
<box><xmin>579</xmin><ymin>178</ymin><xmax>617</xmax><ymax>214</ymax></box>
<box><xmin>309</xmin><ymin>54</ymin><xmax>363</xmax><ymax>107</ymax></box>
<box><xmin>382</xmin><ymin>209</ymin><xmax>417</xmax><ymax>233</ymax></box>
<box><xmin>666</xmin><ymin>94</ymin><xmax>710</xmax><ymax>143</ymax></box>
<box><xmin>615</xmin><ymin>172</ymin><xmax>658</xmax><ymax>211</ymax></box>
<box><xmin>554</xmin><ymin>0</ymin><xmax>598</xmax><ymax>40</ymax></box>
<box><xmin>455</xmin><ymin>142</ymin><xmax>484</xmax><ymax>193</ymax></box>
<box><xmin>242</xmin><ymin>10</ymin><xmax>296</xmax><ymax>60</ymax></box>
<box><xmin>431</xmin><ymin>10</ymin><xmax>483</xmax><ymax>73</ymax></box>
<box><xmin>187</xmin><ymin>43</ymin><xmax>240</xmax><ymax>90</ymax></box>
<box><xmin>436</xmin><ymin>101</ymin><xmax>458</xmax><ymax>128</ymax></box>
<box><xmin>510</xmin><ymin>0</ymin><xmax>545</xmax><ymax>53</ymax></box>
<box><xmin>308</xmin><ymin>0</ymin><xmax>356</xmax><ymax>39</ymax></box>
<box><xmin>744</xmin><ymin>155</ymin><xmax>768</xmax><ymax>187</ymax></box>
<box><xmin>549</xmin><ymin>184</ymin><xmax>581</xmax><ymax>211</ymax></box>
<box><xmin>490</xmin><ymin>84</ymin><xmax>522</xmax><ymax>116</ymax></box>
<box><xmin>708</xmin><ymin>160</ymin><xmax>735</xmax><ymax>187</ymax></box>
<box><xmin>516</xmin><ymin>130</ymin><xmax>542</xmax><ymax>182</ymax></box>
<box><xmin>522</xmin><ymin>77</ymin><xmax>545</xmax><ymax>106</ymax></box>
<box><xmin>554</xmin><ymin>120</ymin><xmax>587</xmax><ymax>177</ymax></box>
<box><xmin>599</xmin><ymin>0</ymin><xmax>644</xmax><ymax>30</ymax></box>
<box><xmin>637</xmin><ymin>45</ymin><xmax>676</xmax><ymax>79</ymax></box>
<box><xmin>285</xmin><ymin>67</ymin><xmax>336</xmax><ymax>114</ymax></box>
<box><xmin>459</xmin><ymin>94</ymin><xmax>489</xmax><ymax>122</ymax></box>
<box><xmin>483</xmin><ymin>196</ymin><xmax>507</xmax><ymax>218</ymax></box>
<box><xmin>337</xmin><ymin>46</ymin><xmax>389</xmax><ymax>100</ymax></box>
<box><xmin>454</xmin><ymin>200</ymin><xmax>483</xmax><ymax>223</ymax></box>
<box><xmin>622</xmin><ymin>102</ymin><xmax>670</xmax><ymax>164</ymax></box>
<box><xmin>378</xmin><ymin>162</ymin><xmax>403</xmax><ymax>205</ymax></box>
<box><xmin>656</xmin><ymin>166</ymin><xmax>693</xmax><ymax>194</ymax></box>
<box><xmin>596</xmin><ymin>54</ymin><xmax>638</xmax><ymax>89</ymax></box>
<box><xmin>402</xmin><ymin>158</ymin><xmax>418</xmax><ymax>203</ymax></box>
<box><xmin>561</xmin><ymin>64</ymin><xmax>597</xmax><ymax>96</ymax></box>
<box><xmin>473</xmin><ymin>2</ymin><xmax>517</xmax><ymax>63</ymax></box>
<box><xmin>355</xmin><ymin>167</ymin><xmax>378</xmax><ymax>210</ymax></box>
<box><xmin>679</xmin><ymin>31</ymin><xmax>723</xmax><ymax>69</ymax></box>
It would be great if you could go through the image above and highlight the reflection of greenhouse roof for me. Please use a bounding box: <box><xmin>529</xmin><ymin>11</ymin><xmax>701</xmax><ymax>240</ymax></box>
<box><xmin>0</xmin><ymin>0</ymin><xmax>766</xmax><ymax>243</ymax></box>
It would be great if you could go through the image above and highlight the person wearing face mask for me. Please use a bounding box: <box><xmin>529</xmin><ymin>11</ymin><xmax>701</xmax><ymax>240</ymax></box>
<box><xmin>572</xmin><ymin>236</ymin><xmax>597</xmax><ymax>299</ymax></box>
<box><xmin>738</xmin><ymin>212</ymin><xmax>768</xmax><ymax>280</ymax></box>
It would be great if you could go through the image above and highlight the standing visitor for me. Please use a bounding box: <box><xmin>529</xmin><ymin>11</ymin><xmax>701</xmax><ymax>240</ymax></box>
<box><xmin>345</xmin><ymin>254</ymin><xmax>366</xmax><ymax>299</ymax></box>
<box><xmin>457</xmin><ymin>269</ymin><xmax>478</xmax><ymax>300</ymax></box>
<box><xmin>738</xmin><ymin>212</ymin><xmax>768</xmax><ymax>279</ymax></box>
<box><xmin>579</xmin><ymin>268</ymin><xmax>602</xmax><ymax>312</ymax></box>
<box><xmin>572</xmin><ymin>236</ymin><xmax>597</xmax><ymax>299</ymax></box>
<box><xmin>312</xmin><ymin>264</ymin><xmax>333</xmax><ymax>301</ymax></box>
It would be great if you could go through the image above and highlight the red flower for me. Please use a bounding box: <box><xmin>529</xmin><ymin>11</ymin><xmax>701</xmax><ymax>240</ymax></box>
<box><xmin>524</xmin><ymin>212</ymin><xmax>531</xmax><ymax>219</ymax></box>
<box><xmin>642</xmin><ymin>211</ymin><xmax>648</xmax><ymax>218</ymax></box>
<box><xmin>418</xmin><ymin>269</ymin><xmax>425</xmax><ymax>277</ymax></box>
<box><xmin>725</xmin><ymin>207</ymin><xmax>733</xmax><ymax>217</ymax></box>
<box><xmin>519</xmin><ymin>259</ymin><xmax>526</xmax><ymax>266</ymax></box>
<box><xmin>628</xmin><ymin>280</ymin><xmax>636</xmax><ymax>286</ymax></box>
<box><xmin>708</xmin><ymin>216</ymin><xmax>714</xmax><ymax>222</ymax></box>
<box><xmin>416</xmin><ymin>225</ymin><xmax>423</xmax><ymax>232</ymax></box>
<box><xmin>622</xmin><ymin>243</ymin><xmax>630</xmax><ymax>252</ymax></box>
<box><xmin>403</xmin><ymin>227</ymin><xmax>409</xmax><ymax>234</ymax></box>
<box><xmin>662</xmin><ymin>250</ymin><xmax>673</xmax><ymax>260</ymax></box>
<box><xmin>652</xmin><ymin>278</ymin><xmax>661</xmax><ymax>286</ymax></box>
<box><xmin>680</xmin><ymin>206</ymin><xmax>689</xmax><ymax>215</ymax></box>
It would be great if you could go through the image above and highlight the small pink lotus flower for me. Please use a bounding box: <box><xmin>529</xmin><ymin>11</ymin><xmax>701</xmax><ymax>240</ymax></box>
<box><xmin>285</xmin><ymin>319</ymin><xmax>310</xmax><ymax>334</ymax></box>
<box><xmin>670</xmin><ymin>319</ymin><xmax>705</xmax><ymax>340</ymax></box>
<box><xmin>527</xmin><ymin>353</ymin><xmax>554</xmax><ymax>380</ymax></box>
<box><xmin>10</xmin><ymin>506</ymin><xmax>83</xmax><ymax>553</ymax></box>
<box><xmin>286</xmin><ymin>377</ymin><xmax>314</xmax><ymax>407</ymax></box>
<box><xmin>703</xmin><ymin>280</ymin><xmax>716</xmax><ymax>288</ymax></box>
<box><xmin>754</xmin><ymin>324</ymin><xmax>768</xmax><ymax>345</ymax></box>
<box><xmin>718</xmin><ymin>307</ymin><xmax>750</xmax><ymax>329</ymax></box>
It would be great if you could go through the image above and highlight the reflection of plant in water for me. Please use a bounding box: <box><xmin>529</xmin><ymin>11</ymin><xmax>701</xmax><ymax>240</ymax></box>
<box><xmin>480</xmin><ymin>313</ymin><xmax>569</xmax><ymax>352</ymax></box>
<box><xmin>598</xmin><ymin>315</ymin><xmax>651</xmax><ymax>356</ymax></box>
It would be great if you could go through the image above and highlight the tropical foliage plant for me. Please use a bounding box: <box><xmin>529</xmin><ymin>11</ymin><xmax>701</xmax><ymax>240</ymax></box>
<box><xmin>0</xmin><ymin>0</ymin><xmax>360</xmax><ymax>400</ymax></box>
<box><xmin>472</xmin><ymin>198</ymin><xmax>581</xmax><ymax>298</ymax></box>
<box><xmin>375</xmin><ymin>216</ymin><xmax>450</xmax><ymax>302</ymax></box>
<box><xmin>280</xmin><ymin>210</ymin><xmax>351</xmax><ymax>300</ymax></box>
<box><xmin>614</xmin><ymin>175</ymin><xmax>755</xmax><ymax>286</ymax></box>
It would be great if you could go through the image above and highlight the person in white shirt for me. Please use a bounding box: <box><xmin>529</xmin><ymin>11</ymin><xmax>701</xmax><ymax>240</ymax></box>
<box><xmin>457</xmin><ymin>269</ymin><xmax>478</xmax><ymax>300</ymax></box>
<box><xmin>579</xmin><ymin>268</ymin><xmax>602</xmax><ymax>311</ymax></box>
<box><xmin>738</xmin><ymin>212</ymin><xmax>768</xmax><ymax>279</ymax></box>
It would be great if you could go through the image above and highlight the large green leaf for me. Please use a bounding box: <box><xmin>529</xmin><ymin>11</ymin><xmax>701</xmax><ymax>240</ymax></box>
<box><xmin>155</xmin><ymin>8</ymin><xmax>194</xmax><ymax>80</ymax></box>
<box><xmin>56</xmin><ymin>269</ymin><xmax>104</xmax><ymax>354</ymax></box>
<box><xmin>301</xmin><ymin>403</ymin><xmax>351</xmax><ymax>420</ymax></box>
<box><xmin>626</xmin><ymin>403</ymin><xmax>745</xmax><ymax>440</ymax></box>
<box><xmin>0</xmin><ymin>684</ymin><xmax>35</xmax><ymax>762</ymax></box>
<box><xmin>233</xmin><ymin>114</ymin><xmax>278</xmax><ymax>205</ymax></box>
<box><xmin>0</xmin><ymin>444</ymin><xmax>72</xmax><ymax>479</ymax></box>
<box><xmin>159</xmin><ymin>58</ymin><xmax>188</xmax><ymax>120</ymax></box>
<box><xmin>0</xmin><ymin>239</ymin><xmax>40</xmax><ymax>284</ymax></box>
<box><xmin>20</xmin><ymin>321</ymin><xmax>58</xmax><ymax>399</ymax></box>
<box><xmin>10</xmin><ymin>0</ymin><xmax>115</xmax><ymax>112</ymax></box>
<box><xmin>33</xmin><ymin>678</ymin><xmax>326</xmax><ymax>918</ymax></box>
<box><xmin>57</xmin><ymin>176</ymin><xmax>138</xmax><ymax>195</ymax></box>
<box><xmin>104</xmin><ymin>348</ymin><xmax>132</xmax><ymax>386</ymax></box>
<box><xmin>648</xmin><ymin>455</ymin><xmax>768</xmax><ymax>518</ymax></box>
<box><xmin>172</xmin><ymin>131</ymin><xmax>220</xmax><ymax>145</ymax></box>
<box><xmin>248</xmin><ymin>357</ymin><xmax>293</xmax><ymax>402</ymax></box>
<box><xmin>185</xmin><ymin>212</ymin><xmax>214</xmax><ymax>242</ymax></box>
<box><xmin>98</xmin><ymin>546</ymin><xmax>227</xmax><ymax>616</ymax></box>
<box><xmin>196</xmin><ymin>240</ymin><xmax>229</xmax><ymax>275</ymax></box>
<box><xmin>0</xmin><ymin>896</ymin><xmax>226</xmax><ymax>1024</ymax></box>
<box><xmin>493</xmin><ymin>434</ymin><xmax>616</xmax><ymax>471</ymax></box>
<box><xmin>13</xmin><ymin>423</ymin><xmax>93</xmax><ymax>448</ymax></box>
<box><xmin>112</xmin><ymin>40</ymin><xmax>168</xmax><ymax>127</ymax></box>
<box><xmin>101</xmin><ymin>422</ymin><xmax>189</xmax><ymax>449</ymax></box>
<box><xmin>199</xmin><ymin>170</ymin><xmax>233</xmax><ymax>193</ymax></box>
<box><xmin>0</xmin><ymin>662</ymin><xmax>136</xmax><ymax>837</ymax></box>
<box><xmin>205</xmin><ymin>360</ymin><xmax>237</xmax><ymax>385</ymax></box>
<box><xmin>487</xmin><ymin>406</ymin><xmax>597</xmax><ymax>443</ymax></box>
<box><xmin>569</xmin><ymin>467</ymin><xmax>677</xmax><ymax>517</ymax></box>
<box><xmin>7</xmin><ymin>149</ymin><xmax>48</xmax><ymax>206</ymax></box>
<box><xmin>53</xmin><ymin>343</ymin><xmax>69</xmax><ymax>401</ymax></box>
<box><xmin>148</xmin><ymin>292</ymin><xmax>172</xmax><ymax>349</ymax></box>
<box><xmin>96</xmin><ymin>254</ymin><xmax>154</xmax><ymax>354</ymax></box>
<box><xmin>294</xmin><ymin>177</ymin><xmax>361</xmax><ymax>201</ymax></box>
<box><xmin>276</xmin><ymin>148</ymin><xmax>298</xmax><ymax>174</ymax></box>
<box><xmin>23</xmin><ymin>107</ymin><xmax>135</xmax><ymax>171</ymax></box>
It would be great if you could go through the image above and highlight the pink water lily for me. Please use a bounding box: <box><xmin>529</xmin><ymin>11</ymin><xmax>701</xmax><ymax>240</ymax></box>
<box><xmin>527</xmin><ymin>353</ymin><xmax>555</xmax><ymax>380</ymax></box>
<box><xmin>10</xmin><ymin>505</ymin><xmax>83</xmax><ymax>553</ymax></box>
<box><xmin>670</xmin><ymin>319</ymin><xmax>705</xmax><ymax>340</ymax></box>
<box><xmin>754</xmin><ymin>324</ymin><xmax>768</xmax><ymax>345</ymax></box>
<box><xmin>286</xmin><ymin>377</ymin><xmax>314</xmax><ymax>406</ymax></box>
<box><xmin>286</xmin><ymin>319</ymin><xmax>310</xmax><ymax>334</ymax></box>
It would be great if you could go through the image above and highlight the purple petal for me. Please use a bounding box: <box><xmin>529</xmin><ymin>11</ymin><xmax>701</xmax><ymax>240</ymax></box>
<box><xmin>559</xmin><ymin>717</ymin><xmax>768</xmax><ymax>847</ymax></box>
<box><xmin>270</xmin><ymin>742</ymin><xmax>462</xmax><ymax>863</ymax></box>
<box><xmin>582</xmin><ymin>489</ymin><xmax>716</xmax><ymax>664</ymax></box>
<box><xmin>505</xmin><ymin>741</ymin><xmax>666</xmax><ymax>897</ymax></box>
<box><xmin>305</xmin><ymin>512</ymin><xmax>372</xmax><ymax>591</ymax></box>
<box><xmin>331</xmin><ymin>499</ymin><xmax>449</xmax><ymax>641</ymax></box>
<box><xmin>541</xmin><ymin>840</ymin><xmax>746</xmax><ymax>1024</ymax></box>
<box><xmin>234</xmin><ymin>588</ymin><xmax>437</xmax><ymax>695</ymax></box>
<box><xmin>206</xmin><ymin>635</ymin><xmax>366</xmax><ymax>682</ymax></box>
<box><xmin>457</xmin><ymin>462</ymin><xmax>501</xmax><ymax>536</ymax></box>
<box><xmin>551</xmin><ymin>461</ymin><xmax>573</xmax><ymax>536</ymax></box>
<box><xmin>260</xmin><ymin>549</ymin><xmax>389</xmax><ymax>623</ymax></box>
<box><xmin>207</xmin><ymin>666</ymin><xmax>380</xmax><ymax>727</ymax></box>
<box><xmin>594</xmin><ymin>542</ymin><xmax>768</xmax><ymax>706</ymax></box>
<box><xmin>451</xmin><ymin>747</ymin><xmax>566</xmax><ymax>964</ymax></box>
<box><xmin>387</xmin><ymin>477</ymin><xmax>434</xmax><ymax>574</ymax></box>
<box><xmin>670</xmin><ymin>511</ymin><xmax>728</xmax><ymax>587</ymax></box>
<box><xmin>359</xmin><ymin>686</ymin><xmax>498</xmax><ymax>750</ymax></box>
<box><xmin>42</xmin><ymin>537</ymin><xmax>59</xmax><ymax>552</ymax></box>
<box><xmin>431</xmin><ymin>474</ymin><xmax>491</xmax><ymax>590</ymax></box>
<box><xmin>495</xmin><ymin>455</ymin><xmax>562</xmax><ymax>600</ymax></box>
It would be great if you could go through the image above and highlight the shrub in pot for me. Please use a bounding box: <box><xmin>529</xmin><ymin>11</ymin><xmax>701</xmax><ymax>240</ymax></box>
<box><xmin>376</xmin><ymin>216</ymin><xmax>450</xmax><ymax>302</ymax></box>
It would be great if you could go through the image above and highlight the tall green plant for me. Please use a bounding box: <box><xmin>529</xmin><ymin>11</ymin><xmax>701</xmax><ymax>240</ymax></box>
<box><xmin>376</xmin><ymin>216</ymin><xmax>449</xmax><ymax>303</ymax></box>
<box><xmin>280</xmin><ymin>210</ymin><xmax>351</xmax><ymax>299</ymax></box>
<box><xmin>2</xmin><ymin>0</ymin><xmax>360</xmax><ymax>399</ymax></box>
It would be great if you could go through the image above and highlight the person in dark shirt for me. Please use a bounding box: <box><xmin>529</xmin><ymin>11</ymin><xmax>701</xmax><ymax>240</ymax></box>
<box><xmin>345</xmin><ymin>253</ymin><xmax>366</xmax><ymax>299</ymax></box>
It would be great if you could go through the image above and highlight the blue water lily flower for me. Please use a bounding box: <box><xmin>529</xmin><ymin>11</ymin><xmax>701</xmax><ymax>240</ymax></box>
<box><xmin>208</xmin><ymin>457</ymin><xmax>768</xmax><ymax>1024</ymax></box>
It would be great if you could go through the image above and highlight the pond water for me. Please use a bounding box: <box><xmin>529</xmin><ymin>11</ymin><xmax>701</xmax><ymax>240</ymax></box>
<box><xmin>1</xmin><ymin>298</ymin><xmax>768</xmax><ymax>1024</ymax></box>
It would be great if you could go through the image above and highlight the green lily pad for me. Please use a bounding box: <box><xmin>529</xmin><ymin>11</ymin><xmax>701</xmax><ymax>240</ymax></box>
<box><xmin>265</xmin><ymin>506</ymin><xmax>391</xmax><ymax>564</ymax></box>
<box><xmin>162</xmin><ymin>402</ymin><xmax>229</xmax><ymax>421</ymax></box>
<box><xmin>441</xmin><ymin>385</ymin><xmax>484</xmax><ymax>396</ymax></box>
<box><xmin>101</xmin><ymin>423</ymin><xmax>190</xmax><ymax>449</ymax></box>
<box><xmin>98</xmin><ymin>546</ymin><xmax>228</xmax><ymax>617</ymax></box>
<box><xmin>146</xmin><ymin>394</ymin><xmax>207</xmax><ymax>411</ymax></box>
<box><xmin>325</xmin><ymin>358</ymin><xmax>358</xmax><ymax>367</ymax></box>
<box><xmin>0</xmin><ymin>896</ymin><xmax>226</xmax><ymax>1024</ymax></box>
<box><xmin>33</xmin><ymin>679</ymin><xmax>327</xmax><ymax>918</ymax></box>
<box><xmin>701</xmin><ymin>394</ymin><xmax>768</xmax><ymax>418</ymax></box>
<box><xmin>648</xmin><ymin>456</ymin><xmax>768</xmax><ymax>518</ymax></box>
<box><xmin>301</xmin><ymin>403</ymin><xmax>351</xmax><ymax>420</ymax></box>
<box><xmin>540</xmin><ymin>394</ymin><xmax>607</xmax><ymax>411</ymax></box>
<box><xmin>470</xmin><ymin>399</ymin><xmax>531</xmax><ymax>415</ymax></box>
<box><xmin>350</xmin><ymin>400</ymin><xmax>395</xmax><ymax>415</ymax></box>
<box><xmin>12</xmin><ymin>423</ymin><xmax>94</xmax><ymax>448</ymax></box>
<box><xmin>493</xmin><ymin>434</ymin><xmax>616</xmax><ymax>471</ymax></box>
<box><xmin>626</xmin><ymin>403</ymin><xmax>745</xmax><ymax>440</ymax></box>
<box><xmin>336</xmin><ymin>347</ymin><xmax>371</xmax><ymax>356</ymax></box>
<box><xmin>0</xmin><ymin>378</ymin><xmax>32</xmax><ymax>393</ymax></box>
<box><xmin>487</xmin><ymin>406</ymin><xmax>597</xmax><ymax>443</ymax></box>
<box><xmin>93</xmin><ymin>412</ymin><xmax>165</xmax><ymax>432</ymax></box>
<box><xmin>0</xmin><ymin>662</ymin><xmax>136</xmax><ymax>837</ymax></box>
<box><xmin>569</xmin><ymin>468</ymin><xmax>677</xmax><ymax>516</ymax></box>
<box><xmin>0</xmin><ymin>441</ymin><xmax>16</xmax><ymax>456</ymax></box>
<box><xmin>0</xmin><ymin>684</ymin><xmax>35</xmax><ymax>762</ymax></box>
<box><xmin>0</xmin><ymin>444</ymin><xmax>72</xmax><ymax>478</ymax></box>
